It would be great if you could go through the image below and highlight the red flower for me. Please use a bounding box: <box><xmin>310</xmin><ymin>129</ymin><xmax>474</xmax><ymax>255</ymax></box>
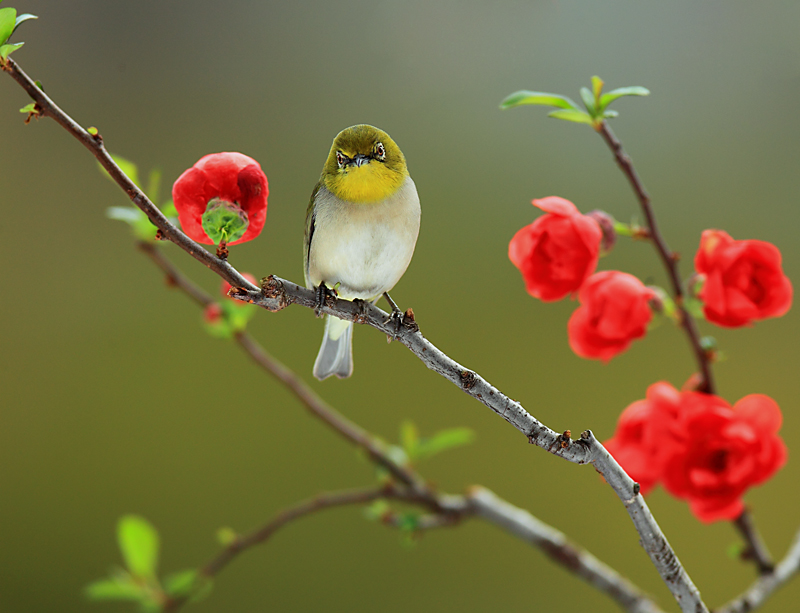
<box><xmin>568</xmin><ymin>271</ymin><xmax>655</xmax><ymax>362</ymax></box>
<box><xmin>508</xmin><ymin>197</ymin><xmax>602</xmax><ymax>301</ymax></box>
<box><xmin>662</xmin><ymin>393</ymin><xmax>787</xmax><ymax>523</ymax></box>
<box><xmin>173</xmin><ymin>152</ymin><xmax>269</xmax><ymax>246</ymax></box>
<box><xmin>604</xmin><ymin>382</ymin><xmax>683</xmax><ymax>494</ymax></box>
<box><xmin>695</xmin><ymin>229</ymin><xmax>792</xmax><ymax>327</ymax></box>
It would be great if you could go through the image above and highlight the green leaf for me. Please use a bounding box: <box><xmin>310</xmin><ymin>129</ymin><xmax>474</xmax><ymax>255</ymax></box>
<box><xmin>598</xmin><ymin>86</ymin><xmax>650</xmax><ymax>109</ymax></box>
<box><xmin>12</xmin><ymin>13</ymin><xmax>37</xmax><ymax>35</ymax></box>
<box><xmin>0</xmin><ymin>7</ymin><xmax>16</xmax><ymax>45</ymax></box>
<box><xmin>580</xmin><ymin>87</ymin><xmax>596</xmax><ymax>115</ymax></box>
<box><xmin>0</xmin><ymin>41</ymin><xmax>23</xmax><ymax>60</ymax></box>
<box><xmin>415</xmin><ymin>427</ymin><xmax>475</xmax><ymax>462</ymax></box>
<box><xmin>603</xmin><ymin>109</ymin><xmax>619</xmax><ymax>119</ymax></box>
<box><xmin>85</xmin><ymin>576</ymin><xmax>143</xmax><ymax>601</ymax></box>
<box><xmin>591</xmin><ymin>76</ymin><xmax>604</xmax><ymax>103</ymax></box>
<box><xmin>499</xmin><ymin>90</ymin><xmax>578</xmax><ymax>110</ymax></box>
<box><xmin>87</xmin><ymin>126</ymin><xmax>99</xmax><ymax>136</ymax></box>
<box><xmin>19</xmin><ymin>102</ymin><xmax>35</xmax><ymax>114</ymax></box>
<box><xmin>164</xmin><ymin>570</ymin><xmax>198</xmax><ymax>598</ymax></box>
<box><xmin>147</xmin><ymin>168</ymin><xmax>162</xmax><ymax>204</ymax></box>
<box><xmin>99</xmin><ymin>154</ymin><xmax>140</xmax><ymax>188</ymax></box>
<box><xmin>216</xmin><ymin>526</ymin><xmax>238</xmax><ymax>546</ymax></box>
<box><xmin>399</xmin><ymin>421</ymin><xmax>419</xmax><ymax>459</ymax></box>
<box><xmin>547</xmin><ymin>109</ymin><xmax>595</xmax><ymax>126</ymax></box>
<box><xmin>117</xmin><ymin>515</ymin><xmax>159</xmax><ymax>579</ymax></box>
<box><xmin>364</xmin><ymin>499</ymin><xmax>391</xmax><ymax>521</ymax></box>
<box><xmin>106</xmin><ymin>206</ymin><xmax>160</xmax><ymax>241</ymax></box>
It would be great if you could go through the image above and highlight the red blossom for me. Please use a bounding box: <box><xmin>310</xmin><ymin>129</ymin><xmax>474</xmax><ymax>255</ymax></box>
<box><xmin>605</xmin><ymin>382</ymin><xmax>787</xmax><ymax>523</ymax></box>
<box><xmin>695</xmin><ymin>229</ymin><xmax>792</xmax><ymax>328</ymax></box>
<box><xmin>172</xmin><ymin>152</ymin><xmax>269</xmax><ymax>246</ymax></box>
<box><xmin>604</xmin><ymin>382</ymin><xmax>684</xmax><ymax>494</ymax></box>
<box><xmin>567</xmin><ymin>271</ymin><xmax>655</xmax><ymax>362</ymax></box>
<box><xmin>508</xmin><ymin>197</ymin><xmax>602</xmax><ymax>302</ymax></box>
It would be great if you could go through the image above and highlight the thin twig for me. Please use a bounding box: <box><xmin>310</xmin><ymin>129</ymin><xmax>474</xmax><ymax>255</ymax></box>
<box><xmin>733</xmin><ymin>510</ymin><xmax>775</xmax><ymax>575</ymax></box>
<box><xmin>715</xmin><ymin>527</ymin><xmax>800</xmax><ymax>613</ymax></box>
<box><xmin>6</xmin><ymin>58</ymin><xmax>705</xmax><ymax>613</ymax></box>
<box><xmin>163</xmin><ymin>485</ymin><xmax>407</xmax><ymax>612</ymax></box>
<box><xmin>142</xmin><ymin>243</ymin><xmax>662</xmax><ymax>613</ymax></box>
<box><xmin>597</xmin><ymin>121</ymin><xmax>715</xmax><ymax>395</ymax></box>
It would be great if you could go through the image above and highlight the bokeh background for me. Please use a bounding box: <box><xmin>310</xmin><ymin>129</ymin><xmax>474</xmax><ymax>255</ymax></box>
<box><xmin>2</xmin><ymin>1</ymin><xmax>800</xmax><ymax>611</ymax></box>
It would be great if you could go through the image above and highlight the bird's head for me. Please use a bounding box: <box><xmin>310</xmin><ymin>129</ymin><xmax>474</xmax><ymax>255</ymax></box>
<box><xmin>320</xmin><ymin>125</ymin><xmax>408</xmax><ymax>203</ymax></box>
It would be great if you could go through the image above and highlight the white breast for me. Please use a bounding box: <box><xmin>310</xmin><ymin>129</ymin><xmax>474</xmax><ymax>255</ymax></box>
<box><xmin>307</xmin><ymin>176</ymin><xmax>421</xmax><ymax>301</ymax></box>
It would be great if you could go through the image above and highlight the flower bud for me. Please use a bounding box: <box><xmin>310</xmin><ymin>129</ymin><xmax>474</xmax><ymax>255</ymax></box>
<box><xmin>586</xmin><ymin>210</ymin><xmax>616</xmax><ymax>254</ymax></box>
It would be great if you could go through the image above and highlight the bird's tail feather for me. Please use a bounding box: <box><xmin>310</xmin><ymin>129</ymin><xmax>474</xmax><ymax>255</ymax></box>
<box><xmin>313</xmin><ymin>316</ymin><xmax>353</xmax><ymax>380</ymax></box>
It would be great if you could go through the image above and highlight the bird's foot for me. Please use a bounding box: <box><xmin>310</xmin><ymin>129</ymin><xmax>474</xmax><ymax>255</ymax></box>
<box><xmin>314</xmin><ymin>282</ymin><xmax>338</xmax><ymax>318</ymax></box>
<box><xmin>383</xmin><ymin>292</ymin><xmax>404</xmax><ymax>342</ymax></box>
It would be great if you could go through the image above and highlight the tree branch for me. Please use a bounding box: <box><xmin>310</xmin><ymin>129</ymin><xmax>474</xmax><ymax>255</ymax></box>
<box><xmin>732</xmin><ymin>510</ymin><xmax>775</xmax><ymax>575</ymax></box>
<box><xmin>141</xmin><ymin>243</ymin><xmax>662</xmax><ymax>613</ymax></box>
<box><xmin>6</xmin><ymin>58</ymin><xmax>705</xmax><ymax>613</ymax></box>
<box><xmin>715</xmin><ymin>527</ymin><xmax>800</xmax><ymax>613</ymax></box>
<box><xmin>597</xmin><ymin>121</ymin><xmax>715</xmax><ymax>395</ymax></box>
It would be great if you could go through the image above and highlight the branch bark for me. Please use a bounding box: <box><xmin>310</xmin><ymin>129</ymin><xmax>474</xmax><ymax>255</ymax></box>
<box><xmin>715</xmin><ymin>527</ymin><xmax>800</xmax><ymax>613</ymax></box>
<box><xmin>6</xmin><ymin>58</ymin><xmax>704</xmax><ymax>613</ymax></box>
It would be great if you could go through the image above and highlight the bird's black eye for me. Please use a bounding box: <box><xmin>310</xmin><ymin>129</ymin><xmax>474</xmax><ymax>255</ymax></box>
<box><xmin>335</xmin><ymin>151</ymin><xmax>346</xmax><ymax>168</ymax></box>
<box><xmin>375</xmin><ymin>142</ymin><xmax>386</xmax><ymax>161</ymax></box>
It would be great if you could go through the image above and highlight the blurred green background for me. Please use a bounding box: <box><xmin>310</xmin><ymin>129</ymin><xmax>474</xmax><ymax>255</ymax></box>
<box><xmin>2</xmin><ymin>1</ymin><xmax>800</xmax><ymax>611</ymax></box>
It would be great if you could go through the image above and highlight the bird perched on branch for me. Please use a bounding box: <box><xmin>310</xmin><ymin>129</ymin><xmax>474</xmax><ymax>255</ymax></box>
<box><xmin>304</xmin><ymin>124</ymin><xmax>421</xmax><ymax>380</ymax></box>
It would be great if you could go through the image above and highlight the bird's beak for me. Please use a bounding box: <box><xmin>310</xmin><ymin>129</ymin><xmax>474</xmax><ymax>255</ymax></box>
<box><xmin>348</xmin><ymin>154</ymin><xmax>371</xmax><ymax>168</ymax></box>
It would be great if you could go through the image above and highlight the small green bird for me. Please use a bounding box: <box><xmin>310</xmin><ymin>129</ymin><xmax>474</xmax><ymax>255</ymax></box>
<box><xmin>304</xmin><ymin>125</ymin><xmax>421</xmax><ymax>380</ymax></box>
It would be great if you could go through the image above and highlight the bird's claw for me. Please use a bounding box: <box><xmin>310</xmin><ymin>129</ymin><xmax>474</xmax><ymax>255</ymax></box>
<box><xmin>314</xmin><ymin>282</ymin><xmax>337</xmax><ymax>318</ymax></box>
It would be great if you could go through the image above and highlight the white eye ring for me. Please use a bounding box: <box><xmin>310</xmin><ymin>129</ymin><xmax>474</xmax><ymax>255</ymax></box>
<box><xmin>375</xmin><ymin>143</ymin><xmax>386</xmax><ymax>160</ymax></box>
<box><xmin>335</xmin><ymin>151</ymin><xmax>346</xmax><ymax>168</ymax></box>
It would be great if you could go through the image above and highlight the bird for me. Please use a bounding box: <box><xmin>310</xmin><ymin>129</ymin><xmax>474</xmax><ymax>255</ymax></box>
<box><xmin>304</xmin><ymin>124</ymin><xmax>421</xmax><ymax>380</ymax></box>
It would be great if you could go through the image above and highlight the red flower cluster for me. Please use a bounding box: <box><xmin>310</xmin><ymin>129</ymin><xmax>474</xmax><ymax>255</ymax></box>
<box><xmin>508</xmin><ymin>197</ymin><xmax>602</xmax><ymax>302</ymax></box>
<box><xmin>173</xmin><ymin>152</ymin><xmax>269</xmax><ymax>246</ymax></box>
<box><xmin>568</xmin><ymin>271</ymin><xmax>655</xmax><ymax>362</ymax></box>
<box><xmin>695</xmin><ymin>229</ymin><xmax>792</xmax><ymax>328</ymax></box>
<box><xmin>605</xmin><ymin>382</ymin><xmax>787</xmax><ymax>523</ymax></box>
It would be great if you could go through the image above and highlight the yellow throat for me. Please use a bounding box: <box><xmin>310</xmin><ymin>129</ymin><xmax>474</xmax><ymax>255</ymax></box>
<box><xmin>321</xmin><ymin>125</ymin><xmax>408</xmax><ymax>204</ymax></box>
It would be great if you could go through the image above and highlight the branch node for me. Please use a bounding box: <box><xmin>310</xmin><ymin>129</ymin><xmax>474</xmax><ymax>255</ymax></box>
<box><xmin>402</xmin><ymin>307</ymin><xmax>420</xmax><ymax>333</ymax></box>
<box><xmin>460</xmin><ymin>370</ymin><xmax>477</xmax><ymax>390</ymax></box>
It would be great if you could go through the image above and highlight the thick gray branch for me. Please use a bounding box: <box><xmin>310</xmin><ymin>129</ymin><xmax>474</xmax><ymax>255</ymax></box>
<box><xmin>235</xmin><ymin>280</ymin><xmax>707</xmax><ymax>613</ymax></box>
<box><xmin>469</xmin><ymin>487</ymin><xmax>664</xmax><ymax>613</ymax></box>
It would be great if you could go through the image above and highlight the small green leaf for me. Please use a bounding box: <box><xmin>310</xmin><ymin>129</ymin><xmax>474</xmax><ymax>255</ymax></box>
<box><xmin>12</xmin><ymin>13</ymin><xmax>37</xmax><ymax>35</ymax></box>
<box><xmin>499</xmin><ymin>90</ymin><xmax>578</xmax><ymax>110</ymax></box>
<box><xmin>19</xmin><ymin>102</ymin><xmax>35</xmax><ymax>114</ymax></box>
<box><xmin>727</xmin><ymin>542</ymin><xmax>745</xmax><ymax>560</ymax></box>
<box><xmin>400</xmin><ymin>421</ymin><xmax>419</xmax><ymax>459</ymax></box>
<box><xmin>580</xmin><ymin>87</ymin><xmax>596</xmax><ymax>115</ymax></box>
<box><xmin>216</xmin><ymin>527</ymin><xmax>238</xmax><ymax>546</ymax></box>
<box><xmin>364</xmin><ymin>499</ymin><xmax>391</xmax><ymax>521</ymax></box>
<box><xmin>603</xmin><ymin>109</ymin><xmax>619</xmax><ymax>119</ymax></box>
<box><xmin>547</xmin><ymin>109</ymin><xmax>595</xmax><ymax>126</ymax></box>
<box><xmin>700</xmin><ymin>336</ymin><xmax>717</xmax><ymax>352</ymax></box>
<box><xmin>613</xmin><ymin>221</ymin><xmax>634</xmax><ymax>237</ymax></box>
<box><xmin>685</xmin><ymin>296</ymin><xmax>705</xmax><ymax>319</ymax></box>
<box><xmin>85</xmin><ymin>576</ymin><xmax>142</xmax><ymax>602</ymax></box>
<box><xmin>591</xmin><ymin>76</ymin><xmax>604</xmax><ymax>103</ymax></box>
<box><xmin>0</xmin><ymin>7</ymin><xmax>16</xmax><ymax>45</ymax></box>
<box><xmin>87</xmin><ymin>126</ymin><xmax>99</xmax><ymax>136</ymax></box>
<box><xmin>34</xmin><ymin>79</ymin><xmax>43</xmax><ymax>89</ymax></box>
<box><xmin>164</xmin><ymin>570</ymin><xmax>198</xmax><ymax>598</ymax></box>
<box><xmin>0</xmin><ymin>41</ymin><xmax>23</xmax><ymax>60</ymax></box>
<box><xmin>415</xmin><ymin>427</ymin><xmax>475</xmax><ymax>462</ymax></box>
<box><xmin>117</xmin><ymin>515</ymin><xmax>159</xmax><ymax>579</ymax></box>
<box><xmin>598</xmin><ymin>86</ymin><xmax>650</xmax><ymax>109</ymax></box>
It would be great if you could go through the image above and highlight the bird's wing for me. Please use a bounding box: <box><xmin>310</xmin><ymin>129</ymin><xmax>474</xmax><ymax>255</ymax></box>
<box><xmin>303</xmin><ymin>181</ymin><xmax>322</xmax><ymax>288</ymax></box>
